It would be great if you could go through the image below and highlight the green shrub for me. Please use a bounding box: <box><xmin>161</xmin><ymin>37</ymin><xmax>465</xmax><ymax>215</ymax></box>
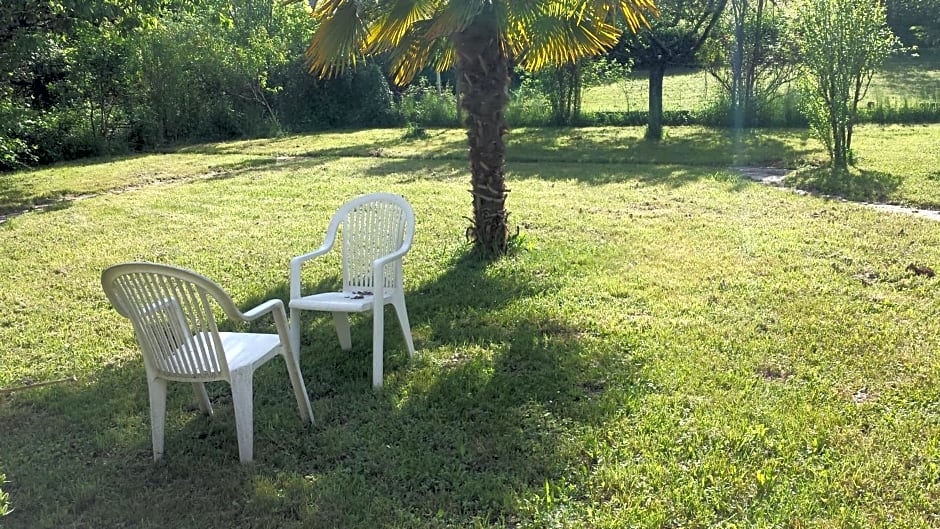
<box><xmin>398</xmin><ymin>77</ymin><xmax>458</xmax><ymax>127</ymax></box>
<box><xmin>277</xmin><ymin>61</ymin><xmax>397</xmax><ymax>130</ymax></box>
<box><xmin>697</xmin><ymin>90</ymin><xmax>808</xmax><ymax>127</ymax></box>
<box><xmin>862</xmin><ymin>96</ymin><xmax>940</xmax><ymax>123</ymax></box>
<box><xmin>0</xmin><ymin>95</ymin><xmax>31</xmax><ymax>171</ymax></box>
<box><xmin>506</xmin><ymin>75</ymin><xmax>553</xmax><ymax>127</ymax></box>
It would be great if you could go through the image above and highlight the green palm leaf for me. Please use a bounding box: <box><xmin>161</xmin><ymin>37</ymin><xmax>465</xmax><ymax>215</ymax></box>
<box><xmin>511</xmin><ymin>12</ymin><xmax>621</xmax><ymax>70</ymax></box>
<box><xmin>383</xmin><ymin>19</ymin><xmax>446</xmax><ymax>85</ymax></box>
<box><xmin>304</xmin><ymin>2</ymin><xmax>368</xmax><ymax>78</ymax></box>
<box><xmin>426</xmin><ymin>0</ymin><xmax>485</xmax><ymax>40</ymax></box>
<box><xmin>367</xmin><ymin>0</ymin><xmax>439</xmax><ymax>51</ymax></box>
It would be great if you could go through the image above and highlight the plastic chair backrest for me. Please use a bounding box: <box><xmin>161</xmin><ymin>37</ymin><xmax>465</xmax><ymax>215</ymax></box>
<box><xmin>102</xmin><ymin>263</ymin><xmax>241</xmax><ymax>380</ymax></box>
<box><xmin>333</xmin><ymin>193</ymin><xmax>414</xmax><ymax>292</ymax></box>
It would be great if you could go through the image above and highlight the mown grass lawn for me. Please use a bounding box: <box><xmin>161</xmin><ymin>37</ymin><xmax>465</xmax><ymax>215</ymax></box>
<box><xmin>1</xmin><ymin>126</ymin><xmax>939</xmax><ymax>528</ymax></box>
<box><xmin>5</xmin><ymin>124</ymin><xmax>937</xmax><ymax>213</ymax></box>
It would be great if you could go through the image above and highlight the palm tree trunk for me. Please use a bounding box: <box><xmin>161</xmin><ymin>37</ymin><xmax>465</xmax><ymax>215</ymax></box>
<box><xmin>454</xmin><ymin>7</ymin><xmax>510</xmax><ymax>256</ymax></box>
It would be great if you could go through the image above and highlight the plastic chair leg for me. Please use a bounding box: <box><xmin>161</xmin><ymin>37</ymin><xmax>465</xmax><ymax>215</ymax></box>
<box><xmin>391</xmin><ymin>296</ymin><xmax>415</xmax><ymax>356</ymax></box>
<box><xmin>332</xmin><ymin>312</ymin><xmax>352</xmax><ymax>350</ymax></box>
<box><xmin>372</xmin><ymin>304</ymin><xmax>384</xmax><ymax>389</ymax></box>
<box><xmin>192</xmin><ymin>382</ymin><xmax>213</xmax><ymax>415</ymax></box>
<box><xmin>147</xmin><ymin>377</ymin><xmax>168</xmax><ymax>462</ymax></box>
<box><xmin>282</xmin><ymin>351</ymin><xmax>314</xmax><ymax>424</ymax></box>
<box><xmin>230</xmin><ymin>370</ymin><xmax>255</xmax><ymax>464</ymax></box>
<box><xmin>289</xmin><ymin>307</ymin><xmax>302</xmax><ymax>360</ymax></box>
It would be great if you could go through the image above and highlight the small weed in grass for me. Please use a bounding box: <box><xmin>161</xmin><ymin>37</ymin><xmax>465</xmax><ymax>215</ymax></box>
<box><xmin>402</xmin><ymin>124</ymin><xmax>430</xmax><ymax>140</ymax></box>
<box><xmin>0</xmin><ymin>473</ymin><xmax>10</xmax><ymax>518</ymax></box>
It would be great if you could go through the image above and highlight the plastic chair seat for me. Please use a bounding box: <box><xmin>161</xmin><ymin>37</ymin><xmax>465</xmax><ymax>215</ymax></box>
<box><xmin>192</xmin><ymin>332</ymin><xmax>281</xmax><ymax>373</ymax></box>
<box><xmin>140</xmin><ymin>331</ymin><xmax>282</xmax><ymax>380</ymax></box>
<box><xmin>289</xmin><ymin>290</ymin><xmax>392</xmax><ymax>313</ymax></box>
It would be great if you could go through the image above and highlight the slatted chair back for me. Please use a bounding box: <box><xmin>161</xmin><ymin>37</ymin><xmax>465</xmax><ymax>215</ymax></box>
<box><xmin>334</xmin><ymin>193</ymin><xmax>414</xmax><ymax>293</ymax></box>
<box><xmin>102</xmin><ymin>263</ymin><xmax>240</xmax><ymax>381</ymax></box>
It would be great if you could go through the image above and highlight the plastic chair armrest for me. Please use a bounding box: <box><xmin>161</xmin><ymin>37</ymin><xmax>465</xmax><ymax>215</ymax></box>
<box><xmin>372</xmin><ymin>246</ymin><xmax>409</xmax><ymax>270</ymax></box>
<box><xmin>240</xmin><ymin>299</ymin><xmax>284</xmax><ymax>322</ymax></box>
<box><xmin>239</xmin><ymin>299</ymin><xmax>293</xmax><ymax>356</ymax></box>
<box><xmin>289</xmin><ymin>244</ymin><xmax>333</xmax><ymax>299</ymax></box>
<box><xmin>371</xmin><ymin>248</ymin><xmax>409</xmax><ymax>292</ymax></box>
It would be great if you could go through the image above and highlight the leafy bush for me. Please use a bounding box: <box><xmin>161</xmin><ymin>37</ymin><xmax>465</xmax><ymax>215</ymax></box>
<box><xmin>0</xmin><ymin>95</ymin><xmax>31</xmax><ymax>171</ymax></box>
<box><xmin>697</xmin><ymin>89</ymin><xmax>808</xmax><ymax>127</ymax></box>
<box><xmin>19</xmin><ymin>109</ymin><xmax>110</xmax><ymax>164</ymax></box>
<box><xmin>506</xmin><ymin>73</ymin><xmax>553</xmax><ymax>127</ymax></box>
<box><xmin>510</xmin><ymin>59</ymin><xmax>634</xmax><ymax>126</ymax></box>
<box><xmin>790</xmin><ymin>0</ymin><xmax>898</xmax><ymax>168</ymax></box>
<box><xmin>863</xmin><ymin>96</ymin><xmax>940</xmax><ymax>123</ymax></box>
<box><xmin>398</xmin><ymin>77</ymin><xmax>458</xmax><ymax>127</ymax></box>
<box><xmin>277</xmin><ymin>61</ymin><xmax>397</xmax><ymax>130</ymax></box>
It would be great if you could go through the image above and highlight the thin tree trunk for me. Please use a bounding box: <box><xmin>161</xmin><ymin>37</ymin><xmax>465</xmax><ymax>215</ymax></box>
<box><xmin>454</xmin><ymin>68</ymin><xmax>462</xmax><ymax>125</ymax></box>
<box><xmin>647</xmin><ymin>62</ymin><xmax>665</xmax><ymax>140</ymax></box>
<box><xmin>454</xmin><ymin>7</ymin><xmax>509</xmax><ymax>256</ymax></box>
<box><xmin>731</xmin><ymin>0</ymin><xmax>746</xmax><ymax>130</ymax></box>
<box><xmin>744</xmin><ymin>0</ymin><xmax>765</xmax><ymax>123</ymax></box>
<box><xmin>574</xmin><ymin>62</ymin><xmax>582</xmax><ymax>124</ymax></box>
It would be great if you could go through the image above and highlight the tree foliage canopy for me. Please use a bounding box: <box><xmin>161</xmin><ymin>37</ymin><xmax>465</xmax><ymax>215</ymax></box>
<box><xmin>789</xmin><ymin>0</ymin><xmax>898</xmax><ymax>169</ymax></box>
<box><xmin>301</xmin><ymin>0</ymin><xmax>658</xmax><ymax>86</ymax></box>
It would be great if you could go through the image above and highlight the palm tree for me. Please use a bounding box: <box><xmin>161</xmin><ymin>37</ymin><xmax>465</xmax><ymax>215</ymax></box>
<box><xmin>303</xmin><ymin>0</ymin><xmax>657</xmax><ymax>257</ymax></box>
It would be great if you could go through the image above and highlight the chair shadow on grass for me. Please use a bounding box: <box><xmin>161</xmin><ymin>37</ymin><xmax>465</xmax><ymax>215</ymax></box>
<box><xmin>0</xmin><ymin>247</ymin><xmax>650</xmax><ymax>528</ymax></box>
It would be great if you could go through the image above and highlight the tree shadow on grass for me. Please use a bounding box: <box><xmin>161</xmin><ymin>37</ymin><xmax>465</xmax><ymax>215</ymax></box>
<box><xmin>0</xmin><ymin>175</ymin><xmax>74</xmax><ymax>220</ymax></box>
<box><xmin>785</xmin><ymin>166</ymin><xmax>903</xmax><ymax>203</ymax></box>
<box><xmin>251</xmin><ymin>247</ymin><xmax>651</xmax><ymax>526</ymax></box>
<box><xmin>180</xmin><ymin>133</ymin><xmax>416</xmax><ymax>161</ymax></box>
<box><xmin>0</xmin><ymin>247</ymin><xmax>649</xmax><ymax>529</ymax></box>
<box><xmin>342</xmin><ymin>127</ymin><xmax>819</xmax><ymax>188</ymax></box>
<box><xmin>352</xmin><ymin>152</ymin><xmax>752</xmax><ymax>190</ymax></box>
<box><xmin>505</xmin><ymin>127</ymin><xmax>818</xmax><ymax>171</ymax></box>
<box><xmin>0</xmin><ymin>153</ymin><xmax>297</xmax><ymax>222</ymax></box>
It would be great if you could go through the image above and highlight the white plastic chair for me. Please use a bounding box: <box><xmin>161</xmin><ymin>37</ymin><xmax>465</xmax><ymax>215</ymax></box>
<box><xmin>289</xmin><ymin>193</ymin><xmax>416</xmax><ymax>388</ymax></box>
<box><xmin>101</xmin><ymin>262</ymin><xmax>314</xmax><ymax>464</ymax></box>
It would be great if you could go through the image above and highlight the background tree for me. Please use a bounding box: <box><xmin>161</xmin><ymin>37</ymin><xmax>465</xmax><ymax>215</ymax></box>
<box><xmin>699</xmin><ymin>0</ymin><xmax>796</xmax><ymax>127</ymax></box>
<box><xmin>523</xmin><ymin>57</ymin><xmax>634</xmax><ymax>126</ymax></box>
<box><xmin>789</xmin><ymin>0</ymin><xmax>898</xmax><ymax>170</ymax></box>
<box><xmin>301</xmin><ymin>0</ymin><xmax>657</xmax><ymax>256</ymax></box>
<box><xmin>0</xmin><ymin>0</ymin><xmax>355</xmax><ymax>165</ymax></box>
<box><xmin>0</xmin><ymin>0</ymin><xmax>162</xmax><ymax>166</ymax></box>
<box><xmin>885</xmin><ymin>0</ymin><xmax>940</xmax><ymax>47</ymax></box>
<box><xmin>619</xmin><ymin>0</ymin><xmax>726</xmax><ymax>140</ymax></box>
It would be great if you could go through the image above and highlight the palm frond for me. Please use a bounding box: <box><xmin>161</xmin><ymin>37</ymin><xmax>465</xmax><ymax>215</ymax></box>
<box><xmin>367</xmin><ymin>0</ymin><xmax>438</xmax><ymax>51</ymax></box>
<box><xmin>510</xmin><ymin>13</ymin><xmax>622</xmax><ymax>70</ymax></box>
<box><xmin>583</xmin><ymin>0</ymin><xmax>658</xmax><ymax>32</ymax></box>
<box><xmin>430</xmin><ymin>44</ymin><xmax>456</xmax><ymax>73</ymax></box>
<box><xmin>308</xmin><ymin>0</ymin><xmax>348</xmax><ymax>18</ymax></box>
<box><xmin>426</xmin><ymin>0</ymin><xmax>485</xmax><ymax>39</ymax></box>
<box><xmin>304</xmin><ymin>2</ymin><xmax>368</xmax><ymax>78</ymax></box>
<box><xmin>385</xmin><ymin>19</ymin><xmax>452</xmax><ymax>86</ymax></box>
